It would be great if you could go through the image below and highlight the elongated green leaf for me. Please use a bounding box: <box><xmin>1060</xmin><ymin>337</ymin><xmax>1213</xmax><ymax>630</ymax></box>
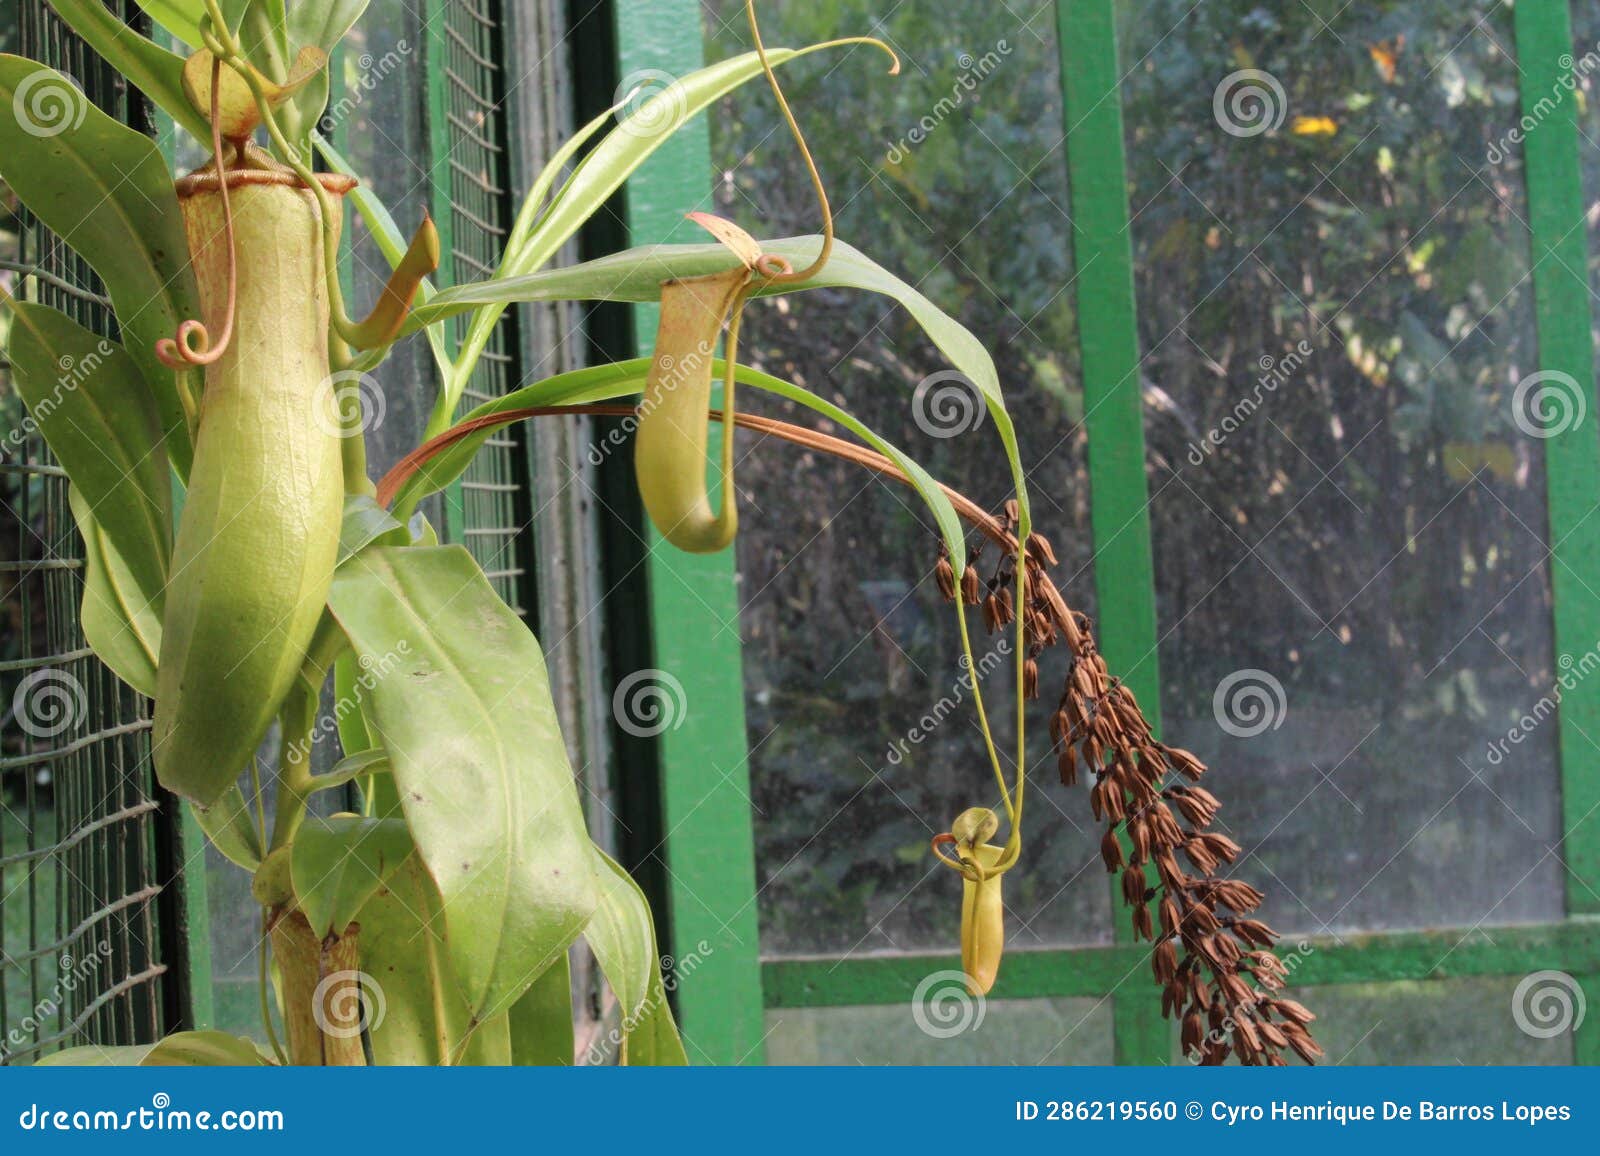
<box><xmin>331</xmin><ymin>650</ymin><xmax>374</xmax><ymax>758</ymax></box>
<box><xmin>401</xmin><ymin>235</ymin><xmax>1029</xmax><ymax>531</ymax></box>
<box><xmin>133</xmin><ymin>0</ymin><xmax>204</xmax><ymax>46</ymax></box>
<box><xmin>360</xmin><ymin>856</ymin><xmax>513</xmax><ymax>1066</ymax></box>
<box><xmin>42</xmin><ymin>1</ymin><xmax>209</xmax><ymax>141</ymax></box>
<box><xmin>391</xmin><ymin>359</ymin><xmax>970</xmax><ymax>575</ymax></box>
<box><xmin>437</xmin><ymin>42</ymin><xmax>867</xmax><ymax>418</ymax></box>
<box><xmin>189</xmin><ymin>786</ymin><xmax>263</xmax><ymax>871</ymax></box>
<box><xmin>508</xmin><ymin>950</ymin><xmax>573</xmax><ymax>1066</ymax></box>
<box><xmin>291</xmin><ymin>814</ymin><xmax>413</xmax><ymax>938</ymax></box>
<box><xmin>0</xmin><ymin>57</ymin><xmax>201</xmax><ymax>477</ymax></box>
<box><xmin>584</xmin><ymin>847</ymin><xmax>687</xmax><ymax>1066</ymax></box>
<box><xmin>389</xmin><ymin>359</ymin><xmax>655</xmax><ymax>519</ymax></box>
<box><xmin>37</xmin><ymin>1030</ymin><xmax>269</xmax><ymax>1066</ymax></box>
<box><xmin>287</xmin><ymin>0</ymin><xmax>368</xmax><ymax>52</ymax></box>
<box><xmin>339</xmin><ymin>493</ymin><xmax>404</xmax><ymax>563</ymax></box>
<box><xmin>327</xmin><ymin>546</ymin><xmax>596</xmax><ymax>1016</ymax></box>
<box><xmin>10</xmin><ymin>306</ymin><xmax>171</xmax><ymax>597</ymax></box>
<box><xmin>68</xmin><ymin>488</ymin><xmax>162</xmax><ymax>698</ymax></box>
<box><xmin>312</xmin><ymin>748</ymin><xmax>389</xmax><ymax>794</ymax></box>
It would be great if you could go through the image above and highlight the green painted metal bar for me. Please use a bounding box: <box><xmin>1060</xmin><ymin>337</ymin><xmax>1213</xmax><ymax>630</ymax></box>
<box><xmin>1515</xmin><ymin>0</ymin><xmax>1600</xmax><ymax>920</ymax></box>
<box><xmin>764</xmin><ymin>921</ymin><xmax>1600</xmax><ymax>1008</ymax></box>
<box><xmin>1056</xmin><ymin>0</ymin><xmax>1165</xmax><ymax>1065</ymax></box>
<box><xmin>608</xmin><ymin>0</ymin><xmax>766</xmax><ymax>1066</ymax></box>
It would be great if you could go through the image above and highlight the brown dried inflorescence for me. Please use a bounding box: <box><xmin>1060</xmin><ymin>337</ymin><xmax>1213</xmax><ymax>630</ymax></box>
<box><xmin>938</xmin><ymin>501</ymin><xmax>1322</xmax><ymax>1067</ymax></box>
<box><xmin>381</xmin><ymin>403</ymin><xmax>1324</xmax><ymax>1065</ymax></box>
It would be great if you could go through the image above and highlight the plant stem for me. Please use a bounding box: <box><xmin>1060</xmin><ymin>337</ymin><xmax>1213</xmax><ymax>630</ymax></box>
<box><xmin>268</xmin><ymin>687</ymin><xmax>318</xmax><ymax>853</ymax></box>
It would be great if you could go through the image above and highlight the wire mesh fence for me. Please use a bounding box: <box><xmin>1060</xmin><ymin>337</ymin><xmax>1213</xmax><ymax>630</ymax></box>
<box><xmin>0</xmin><ymin>0</ymin><xmax>176</xmax><ymax>1065</ymax></box>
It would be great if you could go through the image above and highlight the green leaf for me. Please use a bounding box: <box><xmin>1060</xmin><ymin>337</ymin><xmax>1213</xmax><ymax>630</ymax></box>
<box><xmin>584</xmin><ymin>847</ymin><xmax>687</xmax><ymax>1066</ymax></box>
<box><xmin>311</xmin><ymin>748</ymin><xmax>389</xmax><ymax>794</ymax></box>
<box><xmin>339</xmin><ymin>493</ymin><xmax>404</xmax><ymax>563</ymax></box>
<box><xmin>291</xmin><ymin>814</ymin><xmax>413</xmax><ymax>938</ymax></box>
<box><xmin>68</xmin><ymin>488</ymin><xmax>162</xmax><ymax>699</ymax></box>
<box><xmin>508</xmin><ymin>950</ymin><xmax>573</xmax><ymax>1066</ymax></box>
<box><xmin>286</xmin><ymin>0</ymin><xmax>369</xmax><ymax>53</ymax></box>
<box><xmin>189</xmin><ymin>786</ymin><xmax>263</xmax><ymax>871</ymax></box>
<box><xmin>400</xmin><ymin>235</ymin><xmax>1030</xmax><ymax>533</ymax></box>
<box><xmin>388</xmin><ymin>359</ymin><xmax>657</xmax><ymax>519</ymax></box>
<box><xmin>331</xmin><ymin>650</ymin><xmax>374</xmax><ymax>758</ymax></box>
<box><xmin>436</xmin><ymin>41</ymin><xmax>867</xmax><ymax>418</ymax></box>
<box><xmin>0</xmin><ymin>57</ymin><xmax>202</xmax><ymax>477</ymax></box>
<box><xmin>41</xmin><ymin>2</ymin><xmax>209</xmax><ymax>141</ymax></box>
<box><xmin>37</xmin><ymin>1030</ymin><xmax>269</xmax><ymax>1066</ymax></box>
<box><xmin>390</xmin><ymin>359</ymin><xmax>970</xmax><ymax>575</ymax></box>
<box><xmin>327</xmin><ymin>546</ymin><xmax>597</xmax><ymax>1016</ymax></box>
<box><xmin>132</xmin><ymin>0</ymin><xmax>205</xmax><ymax>47</ymax></box>
<box><xmin>360</xmin><ymin>855</ymin><xmax>513</xmax><ymax>1065</ymax></box>
<box><xmin>280</xmin><ymin>1</ymin><xmax>367</xmax><ymax>139</ymax></box>
<box><xmin>9</xmin><ymin>305</ymin><xmax>172</xmax><ymax>598</ymax></box>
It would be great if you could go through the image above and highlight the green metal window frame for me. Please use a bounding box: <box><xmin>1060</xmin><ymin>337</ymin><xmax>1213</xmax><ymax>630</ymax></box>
<box><xmin>603</xmin><ymin>0</ymin><xmax>1600</xmax><ymax>1065</ymax></box>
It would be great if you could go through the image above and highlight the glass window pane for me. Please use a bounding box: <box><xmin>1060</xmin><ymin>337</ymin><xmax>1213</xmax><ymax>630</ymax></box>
<box><xmin>1123</xmin><ymin>0</ymin><xmax>1563</xmax><ymax>937</ymax></box>
<box><xmin>1170</xmin><ymin>977</ymin><xmax>1576</xmax><ymax>1065</ymax></box>
<box><xmin>703</xmin><ymin>2</ymin><xmax>1108</xmax><ymax>958</ymax></box>
<box><xmin>766</xmin><ymin>998</ymin><xmax>1112</xmax><ymax>1065</ymax></box>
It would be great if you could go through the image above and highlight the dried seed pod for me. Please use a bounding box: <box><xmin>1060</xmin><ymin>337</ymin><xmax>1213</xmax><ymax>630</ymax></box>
<box><xmin>1100</xmin><ymin>827</ymin><xmax>1125</xmax><ymax>872</ymax></box>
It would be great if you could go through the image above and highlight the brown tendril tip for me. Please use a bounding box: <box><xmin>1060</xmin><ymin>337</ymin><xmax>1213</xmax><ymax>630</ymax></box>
<box><xmin>157</xmin><ymin>55</ymin><xmax>238</xmax><ymax>370</ymax></box>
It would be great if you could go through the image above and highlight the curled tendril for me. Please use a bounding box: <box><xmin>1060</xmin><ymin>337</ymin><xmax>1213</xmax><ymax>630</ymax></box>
<box><xmin>753</xmin><ymin>254</ymin><xmax>794</xmax><ymax>280</ymax></box>
<box><xmin>157</xmin><ymin>54</ymin><xmax>237</xmax><ymax>370</ymax></box>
